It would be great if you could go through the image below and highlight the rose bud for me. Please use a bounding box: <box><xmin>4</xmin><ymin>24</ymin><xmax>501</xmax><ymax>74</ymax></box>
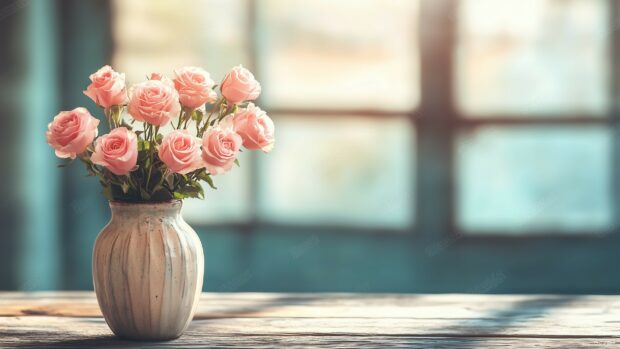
<box><xmin>91</xmin><ymin>127</ymin><xmax>138</xmax><ymax>175</ymax></box>
<box><xmin>83</xmin><ymin>65</ymin><xmax>127</xmax><ymax>108</ymax></box>
<box><xmin>220</xmin><ymin>65</ymin><xmax>261</xmax><ymax>104</ymax></box>
<box><xmin>128</xmin><ymin>80</ymin><xmax>181</xmax><ymax>126</ymax></box>
<box><xmin>173</xmin><ymin>66</ymin><xmax>217</xmax><ymax>109</ymax></box>
<box><xmin>231</xmin><ymin>103</ymin><xmax>275</xmax><ymax>153</ymax></box>
<box><xmin>158</xmin><ymin>130</ymin><xmax>204</xmax><ymax>175</ymax></box>
<box><xmin>201</xmin><ymin>128</ymin><xmax>242</xmax><ymax>175</ymax></box>
<box><xmin>46</xmin><ymin>107</ymin><xmax>100</xmax><ymax>159</ymax></box>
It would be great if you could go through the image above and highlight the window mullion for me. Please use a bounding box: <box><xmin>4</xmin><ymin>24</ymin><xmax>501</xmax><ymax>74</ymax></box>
<box><xmin>416</xmin><ymin>0</ymin><xmax>458</xmax><ymax>239</ymax></box>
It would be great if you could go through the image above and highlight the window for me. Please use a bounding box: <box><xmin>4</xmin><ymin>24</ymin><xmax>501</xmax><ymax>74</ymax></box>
<box><xmin>457</xmin><ymin>126</ymin><xmax>613</xmax><ymax>234</ymax></box>
<box><xmin>257</xmin><ymin>0</ymin><xmax>420</xmax><ymax>110</ymax></box>
<box><xmin>453</xmin><ymin>0</ymin><xmax>614</xmax><ymax>235</ymax></box>
<box><xmin>112</xmin><ymin>0</ymin><xmax>613</xmax><ymax>235</ymax></box>
<box><xmin>112</xmin><ymin>0</ymin><xmax>418</xmax><ymax>230</ymax></box>
<box><xmin>456</xmin><ymin>0</ymin><xmax>609</xmax><ymax>116</ymax></box>
<box><xmin>258</xmin><ymin>116</ymin><xmax>414</xmax><ymax>228</ymax></box>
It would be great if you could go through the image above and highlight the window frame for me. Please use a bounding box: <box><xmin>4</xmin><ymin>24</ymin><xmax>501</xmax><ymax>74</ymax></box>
<box><xmin>426</xmin><ymin>0</ymin><xmax>620</xmax><ymax>238</ymax></box>
<box><xmin>52</xmin><ymin>0</ymin><xmax>620</xmax><ymax>293</ymax></box>
<box><xmin>200</xmin><ymin>0</ymin><xmax>418</xmax><ymax>234</ymax></box>
<box><xmin>195</xmin><ymin>0</ymin><xmax>619</xmax><ymax>239</ymax></box>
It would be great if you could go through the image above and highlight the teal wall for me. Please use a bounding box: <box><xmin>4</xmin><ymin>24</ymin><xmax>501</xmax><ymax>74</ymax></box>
<box><xmin>198</xmin><ymin>228</ymin><xmax>620</xmax><ymax>294</ymax></box>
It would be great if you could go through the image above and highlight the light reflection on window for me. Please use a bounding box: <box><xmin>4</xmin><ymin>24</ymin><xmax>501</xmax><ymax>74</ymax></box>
<box><xmin>456</xmin><ymin>0</ymin><xmax>609</xmax><ymax>116</ymax></box>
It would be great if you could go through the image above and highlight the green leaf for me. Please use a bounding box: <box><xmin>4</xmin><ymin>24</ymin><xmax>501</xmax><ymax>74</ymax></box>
<box><xmin>121</xmin><ymin>181</ymin><xmax>130</xmax><ymax>194</ymax></box>
<box><xmin>192</xmin><ymin>182</ymin><xmax>205</xmax><ymax>199</ymax></box>
<box><xmin>151</xmin><ymin>188</ymin><xmax>173</xmax><ymax>201</ymax></box>
<box><xmin>139</xmin><ymin>186</ymin><xmax>151</xmax><ymax>200</ymax></box>
<box><xmin>173</xmin><ymin>182</ymin><xmax>204</xmax><ymax>199</ymax></box>
<box><xmin>138</xmin><ymin>140</ymin><xmax>151</xmax><ymax>151</ymax></box>
<box><xmin>234</xmin><ymin>159</ymin><xmax>240</xmax><ymax>167</ymax></box>
<box><xmin>192</xmin><ymin>109</ymin><xmax>204</xmax><ymax>122</ymax></box>
<box><xmin>177</xmin><ymin>173</ymin><xmax>189</xmax><ymax>186</ymax></box>
<box><xmin>165</xmin><ymin>173</ymin><xmax>175</xmax><ymax>189</ymax></box>
<box><xmin>199</xmin><ymin>172</ymin><xmax>217</xmax><ymax>190</ymax></box>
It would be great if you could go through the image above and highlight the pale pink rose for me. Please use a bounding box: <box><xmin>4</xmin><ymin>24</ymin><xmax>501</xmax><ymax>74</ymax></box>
<box><xmin>83</xmin><ymin>65</ymin><xmax>127</xmax><ymax>108</ymax></box>
<box><xmin>149</xmin><ymin>72</ymin><xmax>174</xmax><ymax>87</ymax></box>
<box><xmin>231</xmin><ymin>103</ymin><xmax>275</xmax><ymax>153</ymax></box>
<box><xmin>128</xmin><ymin>80</ymin><xmax>181</xmax><ymax>126</ymax></box>
<box><xmin>174</xmin><ymin>66</ymin><xmax>217</xmax><ymax>109</ymax></box>
<box><xmin>46</xmin><ymin>107</ymin><xmax>100</xmax><ymax>159</ymax></box>
<box><xmin>201</xmin><ymin>128</ymin><xmax>242</xmax><ymax>175</ymax></box>
<box><xmin>91</xmin><ymin>127</ymin><xmax>138</xmax><ymax>175</ymax></box>
<box><xmin>149</xmin><ymin>72</ymin><xmax>163</xmax><ymax>80</ymax></box>
<box><xmin>220</xmin><ymin>65</ymin><xmax>261</xmax><ymax>104</ymax></box>
<box><xmin>158</xmin><ymin>130</ymin><xmax>204</xmax><ymax>175</ymax></box>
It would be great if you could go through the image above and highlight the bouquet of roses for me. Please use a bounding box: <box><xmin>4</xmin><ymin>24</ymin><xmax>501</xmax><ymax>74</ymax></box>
<box><xmin>45</xmin><ymin>65</ymin><xmax>274</xmax><ymax>202</ymax></box>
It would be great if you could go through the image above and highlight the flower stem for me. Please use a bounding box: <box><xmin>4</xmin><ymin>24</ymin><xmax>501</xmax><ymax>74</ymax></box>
<box><xmin>200</xmin><ymin>98</ymin><xmax>224</xmax><ymax>137</ymax></box>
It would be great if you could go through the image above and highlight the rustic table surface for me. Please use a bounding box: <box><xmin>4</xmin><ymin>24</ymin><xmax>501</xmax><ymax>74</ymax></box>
<box><xmin>0</xmin><ymin>292</ymin><xmax>618</xmax><ymax>348</ymax></box>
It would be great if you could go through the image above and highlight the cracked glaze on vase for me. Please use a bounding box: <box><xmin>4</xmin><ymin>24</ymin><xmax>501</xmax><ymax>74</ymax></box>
<box><xmin>93</xmin><ymin>200</ymin><xmax>204</xmax><ymax>341</ymax></box>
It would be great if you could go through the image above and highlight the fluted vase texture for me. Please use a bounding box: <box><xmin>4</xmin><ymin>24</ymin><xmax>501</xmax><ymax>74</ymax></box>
<box><xmin>93</xmin><ymin>200</ymin><xmax>204</xmax><ymax>341</ymax></box>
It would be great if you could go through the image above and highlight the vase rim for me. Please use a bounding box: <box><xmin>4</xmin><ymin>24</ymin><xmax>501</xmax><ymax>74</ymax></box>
<box><xmin>109</xmin><ymin>200</ymin><xmax>182</xmax><ymax>208</ymax></box>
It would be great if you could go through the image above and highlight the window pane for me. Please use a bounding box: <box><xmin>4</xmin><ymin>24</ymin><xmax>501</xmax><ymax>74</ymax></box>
<box><xmin>182</xmin><ymin>151</ymin><xmax>252</xmax><ymax>225</ymax></box>
<box><xmin>456</xmin><ymin>0</ymin><xmax>609</xmax><ymax>116</ymax></box>
<box><xmin>257</xmin><ymin>0</ymin><xmax>420</xmax><ymax>110</ymax></box>
<box><xmin>457</xmin><ymin>126</ymin><xmax>613</xmax><ymax>234</ymax></box>
<box><xmin>258</xmin><ymin>116</ymin><xmax>414</xmax><ymax>228</ymax></box>
<box><xmin>112</xmin><ymin>0</ymin><xmax>249</xmax><ymax>83</ymax></box>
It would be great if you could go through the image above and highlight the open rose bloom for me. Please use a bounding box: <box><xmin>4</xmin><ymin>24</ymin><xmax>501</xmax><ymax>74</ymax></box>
<box><xmin>83</xmin><ymin>65</ymin><xmax>127</xmax><ymax>108</ymax></box>
<box><xmin>46</xmin><ymin>107</ymin><xmax>100</xmax><ymax>159</ymax></box>
<box><xmin>46</xmin><ymin>65</ymin><xmax>274</xmax><ymax>202</ymax></box>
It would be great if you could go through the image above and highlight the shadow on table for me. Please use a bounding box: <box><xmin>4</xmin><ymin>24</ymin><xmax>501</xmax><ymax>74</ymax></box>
<box><xmin>8</xmin><ymin>294</ymin><xmax>316</xmax><ymax>348</ymax></box>
<box><xmin>9</xmin><ymin>335</ymin><xmax>146</xmax><ymax>349</ymax></box>
<box><xmin>429</xmin><ymin>295</ymin><xmax>582</xmax><ymax>348</ymax></box>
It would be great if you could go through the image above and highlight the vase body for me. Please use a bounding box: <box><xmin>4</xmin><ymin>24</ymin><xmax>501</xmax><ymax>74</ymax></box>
<box><xmin>93</xmin><ymin>200</ymin><xmax>204</xmax><ymax>341</ymax></box>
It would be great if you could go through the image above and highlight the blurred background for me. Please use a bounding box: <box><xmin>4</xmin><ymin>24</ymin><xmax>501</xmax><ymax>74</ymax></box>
<box><xmin>1</xmin><ymin>0</ymin><xmax>619</xmax><ymax>293</ymax></box>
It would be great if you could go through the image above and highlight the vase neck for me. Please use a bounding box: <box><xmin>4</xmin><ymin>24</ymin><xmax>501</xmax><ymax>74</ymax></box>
<box><xmin>109</xmin><ymin>201</ymin><xmax>182</xmax><ymax>219</ymax></box>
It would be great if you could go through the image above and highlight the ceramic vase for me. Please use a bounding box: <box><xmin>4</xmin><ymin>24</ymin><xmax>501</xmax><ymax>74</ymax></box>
<box><xmin>92</xmin><ymin>200</ymin><xmax>204</xmax><ymax>341</ymax></box>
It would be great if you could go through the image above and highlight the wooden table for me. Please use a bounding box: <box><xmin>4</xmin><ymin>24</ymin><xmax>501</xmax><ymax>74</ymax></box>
<box><xmin>0</xmin><ymin>292</ymin><xmax>619</xmax><ymax>348</ymax></box>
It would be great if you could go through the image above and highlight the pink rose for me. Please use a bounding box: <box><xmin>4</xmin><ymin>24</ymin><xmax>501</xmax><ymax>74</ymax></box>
<box><xmin>220</xmin><ymin>65</ymin><xmax>261</xmax><ymax>104</ymax></box>
<box><xmin>201</xmin><ymin>128</ymin><xmax>242</xmax><ymax>175</ymax></box>
<box><xmin>231</xmin><ymin>103</ymin><xmax>275</xmax><ymax>153</ymax></box>
<box><xmin>91</xmin><ymin>127</ymin><xmax>138</xmax><ymax>175</ymax></box>
<box><xmin>158</xmin><ymin>130</ymin><xmax>204</xmax><ymax>175</ymax></box>
<box><xmin>83</xmin><ymin>65</ymin><xmax>127</xmax><ymax>108</ymax></box>
<box><xmin>149</xmin><ymin>72</ymin><xmax>174</xmax><ymax>87</ymax></box>
<box><xmin>174</xmin><ymin>66</ymin><xmax>217</xmax><ymax>109</ymax></box>
<box><xmin>128</xmin><ymin>80</ymin><xmax>181</xmax><ymax>126</ymax></box>
<box><xmin>149</xmin><ymin>72</ymin><xmax>163</xmax><ymax>81</ymax></box>
<box><xmin>46</xmin><ymin>107</ymin><xmax>100</xmax><ymax>159</ymax></box>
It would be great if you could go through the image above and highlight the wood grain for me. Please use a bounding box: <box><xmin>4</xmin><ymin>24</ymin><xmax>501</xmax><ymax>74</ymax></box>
<box><xmin>1</xmin><ymin>292</ymin><xmax>620</xmax><ymax>348</ymax></box>
<box><xmin>92</xmin><ymin>202</ymin><xmax>204</xmax><ymax>340</ymax></box>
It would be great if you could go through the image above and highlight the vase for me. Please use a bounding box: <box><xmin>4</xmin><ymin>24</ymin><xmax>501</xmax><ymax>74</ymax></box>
<box><xmin>92</xmin><ymin>200</ymin><xmax>204</xmax><ymax>341</ymax></box>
